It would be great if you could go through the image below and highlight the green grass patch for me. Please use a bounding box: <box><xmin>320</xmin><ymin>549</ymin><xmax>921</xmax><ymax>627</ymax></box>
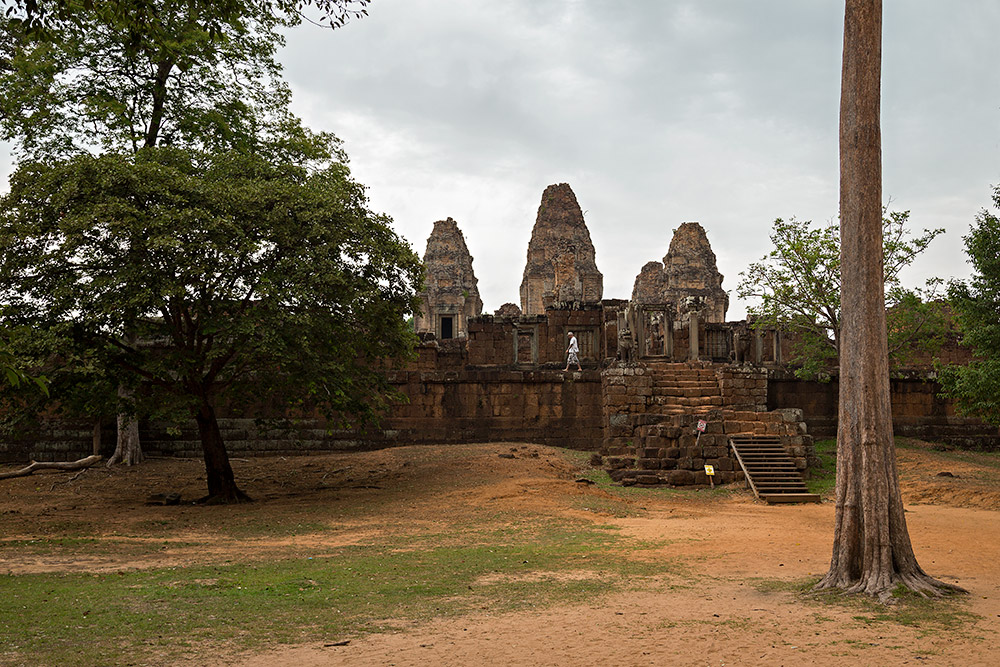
<box><xmin>0</xmin><ymin>520</ymin><xmax>672</xmax><ymax>667</ymax></box>
<box><xmin>214</xmin><ymin>518</ymin><xmax>334</xmax><ymax>539</ymax></box>
<box><xmin>752</xmin><ymin>576</ymin><xmax>977</xmax><ymax>638</ymax></box>
<box><xmin>573</xmin><ymin>463</ymin><xmax>747</xmax><ymax>503</ymax></box>
<box><xmin>807</xmin><ymin>438</ymin><xmax>837</xmax><ymax>496</ymax></box>
<box><xmin>0</xmin><ymin>537</ymin><xmax>186</xmax><ymax>559</ymax></box>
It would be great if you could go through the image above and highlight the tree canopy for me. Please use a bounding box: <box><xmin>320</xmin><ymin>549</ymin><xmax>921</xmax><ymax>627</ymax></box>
<box><xmin>0</xmin><ymin>147</ymin><xmax>422</xmax><ymax>501</ymax></box>
<box><xmin>938</xmin><ymin>184</ymin><xmax>1000</xmax><ymax>426</ymax></box>
<box><xmin>736</xmin><ymin>210</ymin><xmax>947</xmax><ymax>378</ymax></box>
<box><xmin>1</xmin><ymin>0</ymin><xmax>370</xmax><ymax>38</ymax></box>
<box><xmin>0</xmin><ymin>0</ymin><xmax>336</xmax><ymax>160</ymax></box>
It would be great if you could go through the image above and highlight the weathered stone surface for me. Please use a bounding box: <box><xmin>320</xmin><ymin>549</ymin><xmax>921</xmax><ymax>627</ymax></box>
<box><xmin>630</xmin><ymin>222</ymin><xmax>728</xmax><ymax>326</ymax></box>
<box><xmin>520</xmin><ymin>183</ymin><xmax>603</xmax><ymax>315</ymax></box>
<box><xmin>494</xmin><ymin>303</ymin><xmax>522</xmax><ymax>318</ymax></box>
<box><xmin>415</xmin><ymin>218</ymin><xmax>483</xmax><ymax>339</ymax></box>
<box><xmin>631</xmin><ymin>261</ymin><xmax>669</xmax><ymax>305</ymax></box>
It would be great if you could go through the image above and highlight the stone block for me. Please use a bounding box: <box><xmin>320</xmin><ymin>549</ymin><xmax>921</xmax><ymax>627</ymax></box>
<box><xmin>717</xmin><ymin>471</ymin><xmax>736</xmax><ymax>484</ymax></box>
<box><xmin>608</xmin><ymin>469</ymin><xmax>634</xmax><ymax>482</ymax></box>
<box><xmin>660</xmin><ymin>458</ymin><xmax>678</xmax><ymax>470</ymax></box>
<box><xmin>637</xmin><ymin>474</ymin><xmax>661</xmax><ymax>485</ymax></box>
<box><xmin>638</xmin><ymin>458</ymin><xmax>659</xmax><ymax>470</ymax></box>
<box><xmin>667</xmin><ymin>469</ymin><xmax>695</xmax><ymax>485</ymax></box>
<box><xmin>665</xmin><ymin>447</ymin><xmax>681</xmax><ymax>459</ymax></box>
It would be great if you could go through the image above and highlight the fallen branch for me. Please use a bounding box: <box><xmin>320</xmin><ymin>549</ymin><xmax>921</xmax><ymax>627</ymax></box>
<box><xmin>0</xmin><ymin>455</ymin><xmax>102</xmax><ymax>480</ymax></box>
<box><xmin>50</xmin><ymin>467</ymin><xmax>91</xmax><ymax>491</ymax></box>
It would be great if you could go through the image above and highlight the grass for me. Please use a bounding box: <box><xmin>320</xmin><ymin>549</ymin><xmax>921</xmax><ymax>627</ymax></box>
<box><xmin>0</xmin><ymin>518</ymin><xmax>673</xmax><ymax>667</ymax></box>
<box><xmin>572</xmin><ymin>458</ymin><xmax>747</xmax><ymax>504</ymax></box>
<box><xmin>896</xmin><ymin>438</ymin><xmax>1000</xmax><ymax>470</ymax></box>
<box><xmin>807</xmin><ymin>438</ymin><xmax>837</xmax><ymax>496</ymax></box>
<box><xmin>751</xmin><ymin>576</ymin><xmax>978</xmax><ymax>638</ymax></box>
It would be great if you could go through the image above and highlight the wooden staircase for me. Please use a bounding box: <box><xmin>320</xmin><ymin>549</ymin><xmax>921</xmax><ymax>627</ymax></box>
<box><xmin>729</xmin><ymin>435</ymin><xmax>820</xmax><ymax>504</ymax></box>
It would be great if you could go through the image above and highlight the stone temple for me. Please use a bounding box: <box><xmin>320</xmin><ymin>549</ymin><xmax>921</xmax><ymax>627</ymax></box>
<box><xmin>413</xmin><ymin>217</ymin><xmax>482</xmax><ymax>339</ymax></box>
<box><xmin>519</xmin><ymin>183</ymin><xmax>603</xmax><ymax>315</ymax></box>
<box><xmin>9</xmin><ymin>181</ymin><xmax>988</xmax><ymax>490</ymax></box>
<box><xmin>631</xmin><ymin>222</ymin><xmax>729</xmax><ymax>326</ymax></box>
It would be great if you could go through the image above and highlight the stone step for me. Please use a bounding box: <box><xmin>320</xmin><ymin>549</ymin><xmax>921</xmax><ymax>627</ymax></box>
<box><xmin>653</xmin><ymin>390</ymin><xmax>723</xmax><ymax>398</ymax></box>
<box><xmin>652</xmin><ymin>378</ymin><xmax>720</xmax><ymax>387</ymax></box>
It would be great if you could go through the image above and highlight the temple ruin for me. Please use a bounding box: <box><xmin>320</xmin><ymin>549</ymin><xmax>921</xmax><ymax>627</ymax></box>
<box><xmin>519</xmin><ymin>183</ymin><xmax>603</xmax><ymax>315</ymax></box>
<box><xmin>414</xmin><ymin>217</ymin><xmax>482</xmax><ymax>339</ymax></box>
<box><xmin>632</xmin><ymin>222</ymin><xmax>729</xmax><ymax>326</ymax></box>
<box><xmin>7</xmin><ymin>182</ymin><xmax>993</xmax><ymax>488</ymax></box>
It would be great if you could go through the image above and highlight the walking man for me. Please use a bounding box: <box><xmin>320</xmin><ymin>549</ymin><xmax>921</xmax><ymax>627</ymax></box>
<box><xmin>564</xmin><ymin>330</ymin><xmax>581</xmax><ymax>372</ymax></box>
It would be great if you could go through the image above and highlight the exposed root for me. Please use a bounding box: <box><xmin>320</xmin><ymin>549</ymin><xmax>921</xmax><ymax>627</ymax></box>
<box><xmin>196</xmin><ymin>489</ymin><xmax>254</xmax><ymax>505</ymax></box>
<box><xmin>814</xmin><ymin>570</ymin><xmax>967</xmax><ymax>603</ymax></box>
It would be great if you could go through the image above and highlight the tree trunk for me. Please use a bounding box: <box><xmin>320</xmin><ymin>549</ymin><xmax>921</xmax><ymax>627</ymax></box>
<box><xmin>194</xmin><ymin>399</ymin><xmax>251</xmax><ymax>504</ymax></box>
<box><xmin>107</xmin><ymin>384</ymin><xmax>144</xmax><ymax>466</ymax></box>
<box><xmin>817</xmin><ymin>0</ymin><xmax>962</xmax><ymax>601</ymax></box>
<box><xmin>92</xmin><ymin>419</ymin><xmax>101</xmax><ymax>457</ymax></box>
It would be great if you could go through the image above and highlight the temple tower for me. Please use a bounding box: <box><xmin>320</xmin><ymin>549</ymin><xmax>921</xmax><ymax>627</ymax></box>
<box><xmin>519</xmin><ymin>183</ymin><xmax>603</xmax><ymax>315</ymax></box>
<box><xmin>414</xmin><ymin>217</ymin><xmax>483</xmax><ymax>339</ymax></box>
<box><xmin>631</xmin><ymin>222</ymin><xmax>728</xmax><ymax>326</ymax></box>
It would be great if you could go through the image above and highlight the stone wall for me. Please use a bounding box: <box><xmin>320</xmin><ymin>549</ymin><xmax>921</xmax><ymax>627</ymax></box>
<box><xmin>381</xmin><ymin>368</ymin><xmax>602</xmax><ymax>451</ymax></box>
<box><xmin>3</xmin><ymin>369</ymin><xmax>605</xmax><ymax>462</ymax></box>
<box><xmin>767</xmin><ymin>372</ymin><xmax>1000</xmax><ymax>450</ymax></box>
<box><xmin>466</xmin><ymin>305</ymin><xmax>607</xmax><ymax>368</ymax></box>
<box><xmin>602</xmin><ymin>408</ymin><xmax>815</xmax><ymax>487</ymax></box>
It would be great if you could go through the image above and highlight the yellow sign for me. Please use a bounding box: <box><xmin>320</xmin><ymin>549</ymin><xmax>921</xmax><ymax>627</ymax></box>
<box><xmin>704</xmin><ymin>465</ymin><xmax>715</xmax><ymax>476</ymax></box>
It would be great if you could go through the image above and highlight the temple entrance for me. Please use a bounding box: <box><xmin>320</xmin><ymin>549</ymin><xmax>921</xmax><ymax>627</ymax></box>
<box><xmin>440</xmin><ymin>316</ymin><xmax>454</xmax><ymax>339</ymax></box>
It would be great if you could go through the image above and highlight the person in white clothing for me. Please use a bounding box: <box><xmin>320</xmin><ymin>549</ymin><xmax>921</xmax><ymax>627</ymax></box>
<box><xmin>564</xmin><ymin>331</ymin><xmax>581</xmax><ymax>372</ymax></box>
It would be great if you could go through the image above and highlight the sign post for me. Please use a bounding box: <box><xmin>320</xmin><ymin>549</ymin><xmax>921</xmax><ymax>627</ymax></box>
<box><xmin>704</xmin><ymin>464</ymin><xmax>715</xmax><ymax>488</ymax></box>
<box><xmin>695</xmin><ymin>419</ymin><xmax>707</xmax><ymax>445</ymax></box>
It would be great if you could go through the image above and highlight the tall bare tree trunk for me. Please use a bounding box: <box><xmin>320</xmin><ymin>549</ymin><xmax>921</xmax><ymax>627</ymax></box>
<box><xmin>107</xmin><ymin>384</ymin><xmax>144</xmax><ymax>467</ymax></box>
<box><xmin>816</xmin><ymin>0</ymin><xmax>962</xmax><ymax>601</ymax></box>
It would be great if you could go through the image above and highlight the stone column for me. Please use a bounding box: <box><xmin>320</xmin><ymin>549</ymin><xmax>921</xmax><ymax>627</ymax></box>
<box><xmin>689</xmin><ymin>311</ymin><xmax>699</xmax><ymax>361</ymax></box>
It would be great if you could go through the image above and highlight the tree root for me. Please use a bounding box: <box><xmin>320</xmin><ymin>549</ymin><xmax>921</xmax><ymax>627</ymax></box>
<box><xmin>195</xmin><ymin>489</ymin><xmax>254</xmax><ymax>505</ymax></box>
<box><xmin>815</xmin><ymin>570</ymin><xmax>967</xmax><ymax>603</ymax></box>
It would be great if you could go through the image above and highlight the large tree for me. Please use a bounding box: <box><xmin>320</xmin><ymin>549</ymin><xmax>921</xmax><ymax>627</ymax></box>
<box><xmin>736</xmin><ymin>212</ymin><xmax>946</xmax><ymax>379</ymax></box>
<box><xmin>938</xmin><ymin>184</ymin><xmax>1000</xmax><ymax>426</ymax></box>
<box><xmin>815</xmin><ymin>0</ymin><xmax>961</xmax><ymax>599</ymax></box>
<box><xmin>0</xmin><ymin>147</ymin><xmax>422</xmax><ymax>502</ymax></box>
<box><xmin>1</xmin><ymin>0</ymin><xmax>382</xmax><ymax>473</ymax></box>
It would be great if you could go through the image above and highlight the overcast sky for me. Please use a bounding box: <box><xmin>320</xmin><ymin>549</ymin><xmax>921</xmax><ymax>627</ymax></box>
<box><xmin>3</xmin><ymin>1</ymin><xmax>999</xmax><ymax>318</ymax></box>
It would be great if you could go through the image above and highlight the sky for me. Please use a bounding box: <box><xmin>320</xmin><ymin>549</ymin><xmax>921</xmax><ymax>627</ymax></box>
<box><xmin>3</xmin><ymin>0</ymin><xmax>999</xmax><ymax>318</ymax></box>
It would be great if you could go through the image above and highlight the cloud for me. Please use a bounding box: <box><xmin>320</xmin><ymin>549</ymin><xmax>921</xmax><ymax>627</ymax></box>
<box><xmin>3</xmin><ymin>0</ymin><xmax>997</xmax><ymax>318</ymax></box>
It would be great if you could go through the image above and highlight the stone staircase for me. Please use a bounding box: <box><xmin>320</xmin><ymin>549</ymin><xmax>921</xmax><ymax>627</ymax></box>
<box><xmin>730</xmin><ymin>435</ymin><xmax>820</xmax><ymax>503</ymax></box>
<box><xmin>646</xmin><ymin>363</ymin><xmax>724</xmax><ymax>415</ymax></box>
<box><xmin>600</xmin><ymin>360</ymin><xmax>817</xmax><ymax>489</ymax></box>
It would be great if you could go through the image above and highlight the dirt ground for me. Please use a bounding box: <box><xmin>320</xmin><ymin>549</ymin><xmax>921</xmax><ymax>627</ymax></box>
<box><xmin>2</xmin><ymin>439</ymin><xmax>1000</xmax><ymax>666</ymax></box>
